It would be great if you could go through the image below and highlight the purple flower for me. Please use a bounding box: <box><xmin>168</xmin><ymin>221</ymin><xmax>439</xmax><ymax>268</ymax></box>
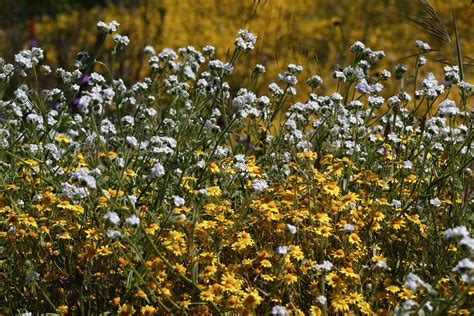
<box><xmin>58</xmin><ymin>275</ymin><xmax>69</xmax><ymax>285</ymax></box>
<box><xmin>81</xmin><ymin>74</ymin><xmax>90</xmax><ymax>87</ymax></box>
<box><xmin>29</xmin><ymin>39</ymin><xmax>39</xmax><ymax>48</ymax></box>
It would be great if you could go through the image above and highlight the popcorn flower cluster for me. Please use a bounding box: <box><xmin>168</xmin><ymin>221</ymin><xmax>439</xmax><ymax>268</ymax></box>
<box><xmin>0</xmin><ymin>21</ymin><xmax>473</xmax><ymax>315</ymax></box>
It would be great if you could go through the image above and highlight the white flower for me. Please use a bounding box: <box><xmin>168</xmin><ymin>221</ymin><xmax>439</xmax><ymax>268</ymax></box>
<box><xmin>314</xmin><ymin>260</ymin><xmax>333</xmax><ymax>272</ymax></box>
<box><xmin>429</xmin><ymin>198</ymin><xmax>441</xmax><ymax>207</ymax></box>
<box><xmin>271</xmin><ymin>305</ymin><xmax>288</xmax><ymax>315</ymax></box>
<box><xmin>112</xmin><ymin>34</ymin><xmax>130</xmax><ymax>46</ymax></box>
<box><xmin>252</xmin><ymin>179</ymin><xmax>268</xmax><ymax>192</ymax></box>
<box><xmin>106</xmin><ymin>230</ymin><xmax>122</xmax><ymax>239</ymax></box>
<box><xmin>458</xmin><ymin>235</ymin><xmax>474</xmax><ymax>253</ymax></box>
<box><xmin>438</xmin><ymin>99</ymin><xmax>460</xmax><ymax>117</ymax></box>
<box><xmin>392</xmin><ymin>199</ymin><xmax>402</xmax><ymax>209</ymax></box>
<box><xmin>285</xmin><ymin>224</ymin><xmax>297</xmax><ymax>234</ymax></box>
<box><xmin>316</xmin><ymin>295</ymin><xmax>327</xmax><ymax>305</ymax></box>
<box><xmin>307</xmin><ymin>75</ymin><xmax>323</xmax><ymax>89</ymax></box>
<box><xmin>404</xmin><ymin>273</ymin><xmax>435</xmax><ymax>294</ymax></box>
<box><xmin>97</xmin><ymin>20</ymin><xmax>120</xmax><ymax>33</ymax></box>
<box><xmin>144</xmin><ymin>45</ymin><xmax>156</xmax><ymax>55</ymax></box>
<box><xmin>126</xmin><ymin>136</ymin><xmax>139</xmax><ymax>148</ymax></box>
<box><xmin>375</xmin><ymin>261</ymin><xmax>388</xmax><ymax>269</ymax></box>
<box><xmin>70</xmin><ymin>168</ymin><xmax>97</xmax><ymax>189</ymax></box>
<box><xmin>444</xmin><ymin>226</ymin><xmax>469</xmax><ymax>239</ymax></box>
<box><xmin>235</xmin><ymin>29</ymin><xmax>257</xmax><ymax>50</ymax></box>
<box><xmin>415</xmin><ymin>40</ymin><xmax>430</xmax><ymax>52</ymax></box>
<box><xmin>350</xmin><ymin>41</ymin><xmax>365</xmax><ymax>53</ymax></box>
<box><xmin>173</xmin><ymin>195</ymin><xmax>185</xmax><ymax>207</ymax></box>
<box><xmin>276</xmin><ymin>246</ymin><xmax>288</xmax><ymax>255</ymax></box>
<box><xmin>403</xmin><ymin>160</ymin><xmax>413</xmax><ymax>169</ymax></box>
<box><xmin>125</xmin><ymin>214</ymin><xmax>140</xmax><ymax>226</ymax></box>
<box><xmin>343</xmin><ymin>224</ymin><xmax>355</xmax><ymax>232</ymax></box>
<box><xmin>151</xmin><ymin>162</ymin><xmax>165</xmax><ymax>178</ymax></box>
<box><xmin>104</xmin><ymin>211</ymin><xmax>120</xmax><ymax>225</ymax></box>
<box><xmin>452</xmin><ymin>258</ymin><xmax>474</xmax><ymax>273</ymax></box>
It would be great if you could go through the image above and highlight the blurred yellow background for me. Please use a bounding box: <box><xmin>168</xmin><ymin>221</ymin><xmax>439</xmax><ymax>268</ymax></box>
<box><xmin>0</xmin><ymin>0</ymin><xmax>472</xmax><ymax>94</ymax></box>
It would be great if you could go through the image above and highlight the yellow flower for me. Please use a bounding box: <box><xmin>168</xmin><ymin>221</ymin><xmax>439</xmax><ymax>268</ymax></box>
<box><xmin>325</xmin><ymin>272</ymin><xmax>342</xmax><ymax>287</ymax></box>
<box><xmin>398</xmin><ymin>288</ymin><xmax>415</xmax><ymax>300</ymax></box>
<box><xmin>385</xmin><ymin>285</ymin><xmax>400</xmax><ymax>294</ymax></box>
<box><xmin>316</xmin><ymin>225</ymin><xmax>332</xmax><ymax>237</ymax></box>
<box><xmin>206</xmin><ymin>186</ymin><xmax>222</xmax><ymax>197</ymax></box>
<box><xmin>208</xmin><ymin>162</ymin><xmax>220</xmax><ymax>173</ymax></box>
<box><xmin>331</xmin><ymin>248</ymin><xmax>345</xmax><ymax>259</ymax></box>
<box><xmin>327</xmin><ymin>163</ymin><xmax>343</xmax><ymax>176</ymax></box>
<box><xmin>342</xmin><ymin>192</ymin><xmax>359</xmax><ymax>204</ymax></box>
<box><xmin>118</xmin><ymin>304</ymin><xmax>136</xmax><ymax>316</ymax></box>
<box><xmin>242</xmin><ymin>289</ymin><xmax>263</xmax><ymax>309</ymax></box>
<box><xmin>310</xmin><ymin>306</ymin><xmax>323</xmax><ymax>316</ymax></box>
<box><xmin>331</xmin><ymin>296</ymin><xmax>350</xmax><ymax>312</ymax></box>
<box><xmin>55</xmin><ymin>134</ymin><xmax>71</xmax><ymax>144</ymax></box>
<box><xmin>314</xmin><ymin>212</ymin><xmax>331</xmax><ymax>224</ymax></box>
<box><xmin>221</xmin><ymin>272</ymin><xmax>243</xmax><ymax>293</ymax></box>
<box><xmin>283</xmin><ymin>273</ymin><xmax>298</xmax><ymax>285</ymax></box>
<box><xmin>58</xmin><ymin>231</ymin><xmax>73</xmax><ymax>240</ymax></box>
<box><xmin>297</xmin><ymin>151</ymin><xmax>317</xmax><ymax>160</ymax></box>
<box><xmin>97</xmin><ymin>246</ymin><xmax>112</xmax><ymax>256</ymax></box>
<box><xmin>85</xmin><ymin>229</ymin><xmax>101</xmax><ymax>240</ymax></box>
<box><xmin>346</xmin><ymin>292</ymin><xmax>363</xmax><ymax>304</ymax></box>
<box><xmin>141</xmin><ymin>305</ymin><xmax>156</xmax><ymax>315</ymax></box>
<box><xmin>136</xmin><ymin>290</ymin><xmax>148</xmax><ymax>299</ymax></box>
<box><xmin>261</xmin><ymin>274</ymin><xmax>274</xmax><ymax>281</ymax></box>
<box><xmin>348</xmin><ymin>233</ymin><xmax>361</xmax><ymax>245</ymax></box>
<box><xmin>200</xmin><ymin>287</ymin><xmax>215</xmax><ymax>302</ymax></box>
<box><xmin>340</xmin><ymin>267</ymin><xmax>360</xmax><ymax>281</ymax></box>
<box><xmin>56</xmin><ymin>305</ymin><xmax>69</xmax><ymax>314</ymax></box>
<box><xmin>57</xmin><ymin>200</ymin><xmax>84</xmax><ymax>215</ymax></box>
<box><xmin>231</xmin><ymin>231</ymin><xmax>254</xmax><ymax>251</ymax></box>
<box><xmin>125</xmin><ymin>169</ymin><xmax>137</xmax><ymax>178</ymax></box>
<box><xmin>322</xmin><ymin>182</ymin><xmax>340</xmax><ymax>196</ymax></box>
<box><xmin>371</xmin><ymin>210</ymin><xmax>385</xmax><ymax>221</ymax></box>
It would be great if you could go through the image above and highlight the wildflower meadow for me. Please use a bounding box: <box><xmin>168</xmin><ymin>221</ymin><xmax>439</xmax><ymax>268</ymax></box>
<box><xmin>0</xmin><ymin>3</ymin><xmax>473</xmax><ymax>316</ymax></box>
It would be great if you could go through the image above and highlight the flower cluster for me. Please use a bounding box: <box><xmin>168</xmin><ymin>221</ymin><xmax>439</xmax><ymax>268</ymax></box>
<box><xmin>0</xmin><ymin>23</ymin><xmax>472</xmax><ymax>315</ymax></box>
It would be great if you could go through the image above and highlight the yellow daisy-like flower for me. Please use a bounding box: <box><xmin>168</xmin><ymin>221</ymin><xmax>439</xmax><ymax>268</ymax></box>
<box><xmin>260</xmin><ymin>259</ymin><xmax>272</xmax><ymax>268</ymax></box>
<box><xmin>57</xmin><ymin>200</ymin><xmax>84</xmax><ymax>215</ymax></box>
<box><xmin>242</xmin><ymin>289</ymin><xmax>263</xmax><ymax>309</ymax></box>
<box><xmin>316</xmin><ymin>226</ymin><xmax>332</xmax><ymax>237</ymax></box>
<box><xmin>297</xmin><ymin>151</ymin><xmax>317</xmax><ymax>160</ymax></box>
<box><xmin>231</xmin><ymin>231</ymin><xmax>254</xmax><ymax>251</ymax></box>
<box><xmin>346</xmin><ymin>292</ymin><xmax>363</xmax><ymax>304</ymax></box>
<box><xmin>206</xmin><ymin>186</ymin><xmax>222</xmax><ymax>197</ymax></box>
<box><xmin>141</xmin><ymin>305</ymin><xmax>156</xmax><ymax>315</ymax></box>
<box><xmin>340</xmin><ymin>267</ymin><xmax>360</xmax><ymax>281</ymax></box>
<box><xmin>55</xmin><ymin>134</ymin><xmax>71</xmax><ymax>144</ymax></box>
<box><xmin>322</xmin><ymin>182</ymin><xmax>340</xmax><ymax>196</ymax></box>
<box><xmin>208</xmin><ymin>162</ymin><xmax>220</xmax><ymax>173</ymax></box>
<box><xmin>310</xmin><ymin>306</ymin><xmax>323</xmax><ymax>316</ymax></box>
<box><xmin>331</xmin><ymin>248</ymin><xmax>345</xmax><ymax>259</ymax></box>
<box><xmin>221</xmin><ymin>272</ymin><xmax>243</xmax><ymax>293</ymax></box>
<box><xmin>331</xmin><ymin>296</ymin><xmax>350</xmax><ymax>312</ymax></box>
<box><xmin>325</xmin><ymin>272</ymin><xmax>342</xmax><ymax>287</ymax></box>
<box><xmin>342</xmin><ymin>192</ymin><xmax>359</xmax><ymax>204</ymax></box>
<box><xmin>385</xmin><ymin>285</ymin><xmax>400</xmax><ymax>294</ymax></box>
<box><xmin>283</xmin><ymin>273</ymin><xmax>298</xmax><ymax>285</ymax></box>
<box><xmin>348</xmin><ymin>233</ymin><xmax>361</xmax><ymax>245</ymax></box>
<box><xmin>200</xmin><ymin>287</ymin><xmax>216</xmax><ymax>302</ymax></box>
